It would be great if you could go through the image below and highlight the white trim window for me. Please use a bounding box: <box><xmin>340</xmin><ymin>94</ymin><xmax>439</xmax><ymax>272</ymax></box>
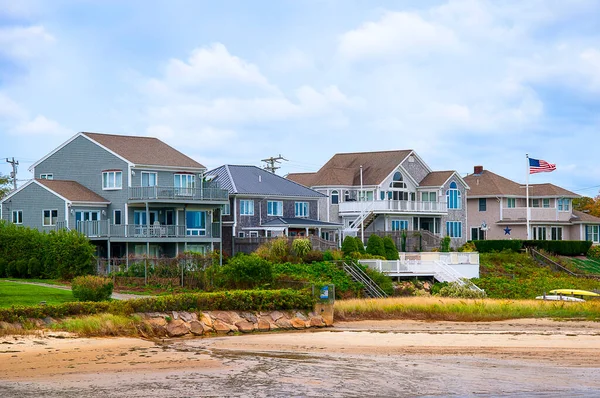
<box><xmin>446</xmin><ymin>182</ymin><xmax>461</xmax><ymax>209</ymax></box>
<box><xmin>267</xmin><ymin>201</ymin><xmax>283</xmax><ymax>216</ymax></box>
<box><xmin>295</xmin><ymin>202</ymin><xmax>309</xmax><ymax>217</ymax></box>
<box><xmin>102</xmin><ymin>170</ymin><xmax>122</xmax><ymax>190</ymax></box>
<box><xmin>12</xmin><ymin>210</ymin><xmax>23</xmax><ymax>224</ymax></box>
<box><xmin>141</xmin><ymin>171</ymin><xmax>158</xmax><ymax>187</ymax></box>
<box><xmin>174</xmin><ymin>173</ymin><xmax>195</xmax><ymax>196</ymax></box>
<box><xmin>43</xmin><ymin>209</ymin><xmax>58</xmax><ymax>226</ymax></box>
<box><xmin>586</xmin><ymin>225</ymin><xmax>599</xmax><ymax>243</ymax></box>
<box><xmin>507</xmin><ymin>198</ymin><xmax>516</xmax><ymax>208</ymax></box>
<box><xmin>249</xmin><ymin>231</ymin><xmax>259</xmax><ymax>238</ymax></box>
<box><xmin>222</xmin><ymin>203</ymin><xmax>231</xmax><ymax>216</ymax></box>
<box><xmin>240</xmin><ymin>200</ymin><xmax>254</xmax><ymax>216</ymax></box>
<box><xmin>543</xmin><ymin>198</ymin><xmax>550</xmax><ymax>208</ymax></box>
<box><xmin>331</xmin><ymin>190</ymin><xmax>339</xmax><ymax>205</ymax></box>
<box><xmin>551</xmin><ymin>226</ymin><xmax>563</xmax><ymax>240</ymax></box>
<box><xmin>114</xmin><ymin>209</ymin><xmax>122</xmax><ymax>225</ymax></box>
<box><xmin>391</xmin><ymin>220</ymin><xmax>408</xmax><ymax>231</ymax></box>
<box><xmin>39</xmin><ymin>174</ymin><xmax>53</xmax><ymax>180</ymax></box>
<box><xmin>446</xmin><ymin>221</ymin><xmax>462</xmax><ymax>238</ymax></box>
<box><xmin>533</xmin><ymin>226</ymin><xmax>547</xmax><ymax>240</ymax></box>
<box><xmin>558</xmin><ymin>198</ymin><xmax>570</xmax><ymax>211</ymax></box>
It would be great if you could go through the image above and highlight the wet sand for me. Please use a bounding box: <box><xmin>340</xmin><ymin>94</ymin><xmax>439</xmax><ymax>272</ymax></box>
<box><xmin>2</xmin><ymin>319</ymin><xmax>600</xmax><ymax>397</ymax></box>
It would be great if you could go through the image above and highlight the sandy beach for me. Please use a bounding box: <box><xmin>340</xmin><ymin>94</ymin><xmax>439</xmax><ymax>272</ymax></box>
<box><xmin>2</xmin><ymin>319</ymin><xmax>600</xmax><ymax>397</ymax></box>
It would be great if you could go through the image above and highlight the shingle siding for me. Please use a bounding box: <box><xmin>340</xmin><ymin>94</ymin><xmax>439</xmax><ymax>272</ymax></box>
<box><xmin>402</xmin><ymin>155</ymin><xmax>429</xmax><ymax>184</ymax></box>
<box><xmin>1</xmin><ymin>183</ymin><xmax>66</xmax><ymax>232</ymax></box>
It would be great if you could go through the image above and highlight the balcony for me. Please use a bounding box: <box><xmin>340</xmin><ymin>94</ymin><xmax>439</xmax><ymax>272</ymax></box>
<box><xmin>501</xmin><ymin>207</ymin><xmax>571</xmax><ymax>222</ymax></box>
<box><xmin>128</xmin><ymin>186</ymin><xmax>229</xmax><ymax>203</ymax></box>
<box><xmin>73</xmin><ymin>220</ymin><xmax>221</xmax><ymax>240</ymax></box>
<box><xmin>339</xmin><ymin>200</ymin><xmax>448</xmax><ymax>215</ymax></box>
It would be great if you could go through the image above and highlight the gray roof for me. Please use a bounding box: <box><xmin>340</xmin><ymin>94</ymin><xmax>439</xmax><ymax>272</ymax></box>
<box><xmin>206</xmin><ymin>165</ymin><xmax>325</xmax><ymax>197</ymax></box>
<box><xmin>261</xmin><ymin>217</ymin><xmax>342</xmax><ymax>227</ymax></box>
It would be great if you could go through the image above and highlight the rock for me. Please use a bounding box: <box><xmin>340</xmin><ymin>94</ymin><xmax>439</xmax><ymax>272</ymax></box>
<box><xmin>200</xmin><ymin>313</ymin><xmax>213</xmax><ymax>328</ymax></box>
<box><xmin>268</xmin><ymin>321</ymin><xmax>279</xmax><ymax>331</ymax></box>
<box><xmin>257</xmin><ymin>319</ymin><xmax>271</xmax><ymax>332</ymax></box>
<box><xmin>212</xmin><ymin>311</ymin><xmax>233</xmax><ymax>324</ymax></box>
<box><xmin>189</xmin><ymin>320</ymin><xmax>207</xmax><ymax>336</ymax></box>
<box><xmin>275</xmin><ymin>317</ymin><xmax>292</xmax><ymax>329</ymax></box>
<box><xmin>43</xmin><ymin>317</ymin><xmax>56</xmax><ymax>326</ymax></box>
<box><xmin>309</xmin><ymin>317</ymin><xmax>325</xmax><ymax>327</ymax></box>
<box><xmin>171</xmin><ymin>311</ymin><xmax>179</xmax><ymax>320</ymax></box>
<box><xmin>179</xmin><ymin>312</ymin><xmax>194</xmax><ymax>322</ymax></box>
<box><xmin>235</xmin><ymin>320</ymin><xmax>255</xmax><ymax>333</ymax></box>
<box><xmin>294</xmin><ymin>312</ymin><xmax>308</xmax><ymax>321</ymax></box>
<box><xmin>270</xmin><ymin>311</ymin><xmax>284</xmax><ymax>321</ymax></box>
<box><xmin>241</xmin><ymin>312</ymin><xmax>258</xmax><ymax>323</ymax></box>
<box><xmin>166</xmin><ymin>319</ymin><xmax>189</xmax><ymax>337</ymax></box>
<box><xmin>213</xmin><ymin>320</ymin><xmax>237</xmax><ymax>334</ymax></box>
<box><xmin>290</xmin><ymin>317</ymin><xmax>308</xmax><ymax>329</ymax></box>
<box><xmin>147</xmin><ymin>317</ymin><xmax>167</xmax><ymax>328</ymax></box>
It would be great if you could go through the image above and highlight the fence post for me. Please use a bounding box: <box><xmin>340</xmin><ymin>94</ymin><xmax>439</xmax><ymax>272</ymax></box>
<box><xmin>144</xmin><ymin>258</ymin><xmax>148</xmax><ymax>286</ymax></box>
<box><xmin>181</xmin><ymin>258</ymin><xmax>184</xmax><ymax>287</ymax></box>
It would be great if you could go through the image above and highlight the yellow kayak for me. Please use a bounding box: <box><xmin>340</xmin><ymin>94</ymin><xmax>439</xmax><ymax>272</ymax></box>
<box><xmin>549</xmin><ymin>289</ymin><xmax>600</xmax><ymax>297</ymax></box>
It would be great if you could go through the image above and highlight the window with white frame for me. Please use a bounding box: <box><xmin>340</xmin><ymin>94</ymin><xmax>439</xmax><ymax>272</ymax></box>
<box><xmin>295</xmin><ymin>202</ymin><xmax>309</xmax><ymax>217</ymax></box>
<box><xmin>558</xmin><ymin>198</ymin><xmax>570</xmax><ymax>211</ymax></box>
<box><xmin>186</xmin><ymin>245</ymin><xmax>206</xmax><ymax>254</ymax></box>
<box><xmin>551</xmin><ymin>226</ymin><xmax>563</xmax><ymax>240</ymax></box>
<box><xmin>422</xmin><ymin>192</ymin><xmax>436</xmax><ymax>202</ymax></box>
<box><xmin>531</xmin><ymin>199</ymin><xmax>540</xmax><ymax>208</ymax></box>
<box><xmin>12</xmin><ymin>210</ymin><xmax>23</xmax><ymax>224</ymax></box>
<box><xmin>114</xmin><ymin>210</ymin><xmax>122</xmax><ymax>225</ymax></box>
<box><xmin>479</xmin><ymin>198</ymin><xmax>487</xmax><ymax>212</ymax></box>
<box><xmin>102</xmin><ymin>170</ymin><xmax>122</xmax><ymax>190</ymax></box>
<box><xmin>331</xmin><ymin>190</ymin><xmax>339</xmax><ymax>205</ymax></box>
<box><xmin>507</xmin><ymin>198</ymin><xmax>516</xmax><ymax>208</ymax></box>
<box><xmin>39</xmin><ymin>174</ymin><xmax>53</xmax><ymax>180</ymax></box>
<box><xmin>174</xmin><ymin>174</ymin><xmax>195</xmax><ymax>196</ymax></box>
<box><xmin>240</xmin><ymin>200</ymin><xmax>254</xmax><ymax>216</ymax></box>
<box><xmin>446</xmin><ymin>182</ymin><xmax>461</xmax><ymax>209</ymax></box>
<box><xmin>446</xmin><ymin>221</ymin><xmax>462</xmax><ymax>238</ymax></box>
<box><xmin>43</xmin><ymin>209</ymin><xmax>58</xmax><ymax>226</ymax></box>
<box><xmin>533</xmin><ymin>226</ymin><xmax>547</xmax><ymax>240</ymax></box>
<box><xmin>391</xmin><ymin>220</ymin><xmax>408</xmax><ymax>231</ymax></box>
<box><xmin>389</xmin><ymin>171</ymin><xmax>407</xmax><ymax>189</ymax></box>
<box><xmin>543</xmin><ymin>198</ymin><xmax>550</xmax><ymax>208</ymax></box>
<box><xmin>141</xmin><ymin>172</ymin><xmax>157</xmax><ymax>187</ymax></box>
<box><xmin>586</xmin><ymin>225</ymin><xmax>599</xmax><ymax>243</ymax></box>
<box><xmin>249</xmin><ymin>231</ymin><xmax>259</xmax><ymax>238</ymax></box>
<box><xmin>267</xmin><ymin>201</ymin><xmax>283</xmax><ymax>216</ymax></box>
<box><xmin>238</xmin><ymin>231</ymin><xmax>245</xmax><ymax>238</ymax></box>
<box><xmin>222</xmin><ymin>203</ymin><xmax>230</xmax><ymax>215</ymax></box>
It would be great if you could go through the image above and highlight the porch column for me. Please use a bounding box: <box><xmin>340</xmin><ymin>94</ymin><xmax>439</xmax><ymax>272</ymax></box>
<box><xmin>318</xmin><ymin>227</ymin><xmax>322</xmax><ymax>239</ymax></box>
<box><xmin>417</xmin><ymin>217</ymin><xmax>420</xmax><ymax>231</ymax></box>
<box><xmin>305</xmin><ymin>227</ymin><xmax>309</xmax><ymax>236</ymax></box>
<box><xmin>107</xmin><ymin>240</ymin><xmax>111</xmax><ymax>274</ymax></box>
<box><xmin>125</xmin><ymin>243</ymin><xmax>129</xmax><ymax>269</ymax></box>
<box><xmin>145</xmin><ymin>201</ymin><xmax>150</xmax><ymax>244</ymax></box>
<box><xmin>219</xmin><ymin>207</ymin><xmax>223</xmax><ymax>266</ymax></box>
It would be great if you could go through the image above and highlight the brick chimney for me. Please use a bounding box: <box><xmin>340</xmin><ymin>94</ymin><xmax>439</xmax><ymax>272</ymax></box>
<box><xmin>474</xmin><ymin>165</ymin><xmax>484</xmax><ymax>175</ymax></box>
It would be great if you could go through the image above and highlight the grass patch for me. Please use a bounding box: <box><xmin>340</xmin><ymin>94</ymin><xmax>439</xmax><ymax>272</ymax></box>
<box><xmin>569</xmin><ymin>258</ymin><xmax>600</xmax><ymax>275</ymax></box>
<box><xmin>49</xmin><ymin>314</ymin><xmax>147</xmax><ymax>337</ymax></box>
<box><xmin>334</xmin><ymin>297</ymin><xmax>600</xmax><ymax>322</ymax></box>
<box><xmin>0</xmin><ymin>281</ymin><xmax>76</xmax><ymax>308</ymax></box>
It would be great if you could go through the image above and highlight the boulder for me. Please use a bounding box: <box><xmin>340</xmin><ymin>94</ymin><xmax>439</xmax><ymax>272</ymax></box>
<box><xmin>189</xmin><ymin>320</ymin><xmax>209</xmax><ymax>336</ymax></box>
<box><xmin>179</xmin><ymin>312</ymin><xmax>195</xmax><ymax>322</ymax></box>
<box><xmin>213</xmin><ymin>319</ymin><xmax>237</xmax><ymax>334</ymax></box>
<box><xmin>200</xmin><ymin>313</ymin><xmax>213</xmax><ymax>328</ymax></box>
<box><xmin>240</xmin><ymin>312</ymin><xmax>258</xmax><ymax>323</ymax></box>
<box><xmin>235</xmin><ymin>320</ymin><xmax>256</xmax><ymax>333</ymax></box>
<box><xmin>171</xmin><ymin>311</ymin><xmax>179</xmax><ymax>320</ymax></box>
<box><xmin>257</xmin><ymin>319</ymin><xmax>271</xmax><ymax>331</ymax></box>
<box><xmin>290</xmin><ymin>317</ymin><xmax>308</xmax><ymax>329</ymax></box>
<box><xmin>275</xmin><ymin>317</ymin><xmax>293</xmax><ymax>329</ymax></box>
<box><xmin>270</xmin><ymin>311</ymin><xmax>284</xmax><ymax>321</ymax></box>
<box><xmin>294</xmin><ymin>312</ymin><xmax>308</xmax><ymax>321</ymax></box>
<box><xmin>166</xmin><ymin>319</ymin><xmax>190</xmax><ymax>337</ymax></box>
<box><xmin>309</xmin><ymin>316</ymin><xmax>326</xmax><ymax>327</ymax></box>
<box><xmin>147</xmin><ymin>317</ymin><xmax>167</xmax><ymax>328</ymax></box>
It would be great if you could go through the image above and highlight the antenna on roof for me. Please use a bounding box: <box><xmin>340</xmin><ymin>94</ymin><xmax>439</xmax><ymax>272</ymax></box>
<box><xmin>261</xmin><ymin>154</ymin><xmax>287</xmax><ymax>174</ymax></box>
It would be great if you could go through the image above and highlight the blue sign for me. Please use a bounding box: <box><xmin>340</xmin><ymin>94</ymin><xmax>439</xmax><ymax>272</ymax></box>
<box><xmin>320</xmin><ymin>286</ymin><xmax>329</xmax><ymax>300</ymax></box>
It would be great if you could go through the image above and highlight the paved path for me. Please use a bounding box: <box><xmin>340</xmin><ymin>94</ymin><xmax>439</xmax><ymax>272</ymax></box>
<box><xmin>2</xmin><ymin>280</ymin><xmax>149</xmax><ymax>300</ymax></box>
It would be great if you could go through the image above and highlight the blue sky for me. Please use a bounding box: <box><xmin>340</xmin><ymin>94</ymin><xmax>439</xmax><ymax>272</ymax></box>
<box><xmin>1</xmin><ymin>0</ymin><xmax>599</xmax><ymax>196</ymax></box>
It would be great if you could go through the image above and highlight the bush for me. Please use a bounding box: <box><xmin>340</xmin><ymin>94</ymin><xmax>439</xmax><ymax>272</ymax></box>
<box><xmin>292</xmin><ymin>238</ymin><xmax>312</xmax><ymax>258</ymax></box>
<box><xmin>0</xmin><ymin>289</ymin><xmax>316</xmax><ymax>323</ymax></box>
<box><xmin>437</xmin><ymin>281</ymin><xmax>486</xmax><ymax>298</ymax></box>
<box><xmin>366</xmin><ymin>235</ymin><xmax>386</xmax><ymax>257</ymax></box>
<box><xmin>71</xmin><ymin>275</ymin><xmax>114</xmax><ymax>302</ymax></box>
<box><xmin>303</xmin><ymin>250</ymin><xmax>324</xmax><ymax>263</ymax></box>
<box><xmin>382</xmin><ymin>236</ymin><xmax>399</xmax><ymax>260</ymax></box>
<box><xmin>0</xmin><ymin>258</ymin><xmax>6</xmax><ymax>278</ymax></box>
<box><xmin>458</xmin><ymin>241</ymin><xmax>477</xmax><ymax>252</ymax></box>
<box><xmin>401</xmin><ymin>232</ymin><xmax>407</xmax><ymax>252</ymax></box>
<box><xmin>218</xmin><ymin>254</ymin><xmax>273</xmax><ymax>289</ymax></box>
<box><xmin>354</xmin><ymin>237</ymin><xmax>366</xmax><ymax>254</ymax></box>
<box><xmin>473</xmin><ymin>240</ymin><xmax>523</xmax><ymax>253</ymax></box>
<box><xmin>589</xmin><ymin>245</ymin><xmax>600</xmax><ymax>260</ymax></box>
<box><xmin>522</xmin><ymin>240</ymin><xmax>592</xmax><ymax>256</ymax></box>
<box><xmin>6</xmin><ymin>261</ymin><xmax>17</xmax><ymax>278</ymax></box>
<box><xmin>440</xmin><ymin>236</ymin><xmax>451</xmax><ymax>252</ymax></box>
<box><xmin>28</xmin><ymin>258</ymin><xmax>43</xmax><ymax>278</ymax></box>
<box><xmin>15</xmin><ymin>259</ymin><xmax>28</xmax><ymax>278</ymax></box>
<box><xmin>341</xmin><ymin>236</ymin><xmax>358</xmax><ymax>256</ymax></box>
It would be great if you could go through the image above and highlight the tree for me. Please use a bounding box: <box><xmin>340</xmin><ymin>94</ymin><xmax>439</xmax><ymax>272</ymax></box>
<box><xmin>574</xmin><ymin>195</ymin><xmax>600</xmax><ymax>218</ymax></box>
<box><xmin>354</xmin><ymin>236</ymin><xmax>366</xmax><ymax>254</ymax></box>
<box><xmin>0</xmin><ymin>174</ymin><xmax>12</xmax><ymax>200</ymax></box>
<box><xmin>341</xmin><ymin>235</ymin><xmax>358</xmax><ymax>256</ymax></box>
<box><xmin>382</xmin><ymin>236</ymin><xmax>399</xmax><ymax>260</ymax></box>
<box><xmin>366</xmin><ymin>234</ymin><xmax>386</xmax><ymax>257</ymax></box>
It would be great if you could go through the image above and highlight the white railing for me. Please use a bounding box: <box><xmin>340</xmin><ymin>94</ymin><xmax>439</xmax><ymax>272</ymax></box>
<box><xmin>74</xmin><ymin>220</ymin><xmax>221</xmax><ymax>239</ymax></box>
<box><xmin>502</xmin><ymin>207</ymin><xmax>571</xmax><ymax>222</ymax></box>
<box><xmin>339</xmin><ymin>200</ymin><xmax>447</xmax><ymax>214</ymax></box>
<box><xmin>360</xmin><ymin>252</ymin><xmax>480</xmax><ymax>278</ymax></box>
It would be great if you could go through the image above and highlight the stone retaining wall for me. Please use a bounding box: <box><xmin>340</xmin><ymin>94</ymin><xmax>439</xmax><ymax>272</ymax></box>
<box><xmin>142</xmin><ymin>308</ymin><xmax>333</xmax><ymax>338</ymax></box>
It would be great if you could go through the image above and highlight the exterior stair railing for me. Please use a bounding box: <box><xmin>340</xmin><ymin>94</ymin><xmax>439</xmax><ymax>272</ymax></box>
<box><xmin>339</xmin><ymin>260</ymin><xmax>388</xmax><ymax>298</ymax></box>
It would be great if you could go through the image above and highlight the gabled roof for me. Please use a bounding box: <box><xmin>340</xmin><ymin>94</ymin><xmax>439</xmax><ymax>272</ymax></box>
<box><xmin>206</xmin><ymin>165</ymin><xmax>325</xmax><ymax>197</ymax></box>
<box><xmin>465</xmin><ymin>169</ymin><xmax>578</xmax><ymax>198</ymax></box>
<box><xmin>285</xmin><ymin>172</ymin><xmax>317</xmax><ymax>187</ymax></box>
<box><xmin>36</xmin><ymin>179</ymin><xmax>110</xmax><ymax>204</ymax></box>
<box><xmin>82</xmin><ymin>132</ymin><xmax>204</xmax><ymax>169</ymax></box>
<box><xmin>287</xmin><ymin>150</ymin><xmax>413</xmax><ymax>187</ymax></box>
<box><xmin>419</xmin><ymin>171</ymin><xmax>456</xmax><ymax>187</ymax></box>
<box><xmin>571</xmin><ymin>210</ymin><xmax>600</xmax><ymax>224</ymax></box>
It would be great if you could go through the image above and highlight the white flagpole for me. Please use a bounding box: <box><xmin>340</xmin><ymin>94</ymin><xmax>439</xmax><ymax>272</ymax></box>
<box><xmin>526</xmin><ymin>153</ymin><xmax>530</xmax><ymax>240</ymax></box>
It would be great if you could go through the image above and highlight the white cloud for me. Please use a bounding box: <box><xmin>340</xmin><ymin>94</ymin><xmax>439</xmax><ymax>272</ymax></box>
<box><xmin>0</xmin><ymin>25</ymin><xmax>54</xmax><ymax>59</ymax></box>
<box><xmin>0</xmin><ymin>93</ymin><xmax>28</xmax><ymax>120</ymax></box>
<box><xmin>269</xmin><ymin>48</ymin><xmax>314</xmax><ymax>72</ymax></box>
<box><xmin>338</xmin><ymin>11</ymin><xmax>460</xmax><ymax>60</ymax></box>
<box><xmin>11</xmin><ymin>115</ymin><xmax>70</xmax><ymax>136</ymax></box>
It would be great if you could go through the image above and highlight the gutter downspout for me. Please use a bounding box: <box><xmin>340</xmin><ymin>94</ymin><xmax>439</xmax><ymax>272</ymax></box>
<box><xmin>232</xmin><ymin>198</ymin><xmax>237</xmax><ymax>256</ymax></box>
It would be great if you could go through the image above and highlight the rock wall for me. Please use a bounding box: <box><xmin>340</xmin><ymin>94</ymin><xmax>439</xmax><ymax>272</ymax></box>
<box><xmin>142</xmin><ymin>308</ymin><xmax>333</xmax><ymax>338</ymax></box>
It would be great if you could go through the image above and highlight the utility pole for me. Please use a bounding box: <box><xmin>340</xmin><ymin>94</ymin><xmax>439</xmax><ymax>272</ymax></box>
<box><xmin>261</xmin><ymin>154</ymin><xmax>287</xmax><ymax>174</ymax></box>
<box><xmin>5</xmin><ymin>157</ymin><xmax>18</xmax><ymax>191</ymax></box>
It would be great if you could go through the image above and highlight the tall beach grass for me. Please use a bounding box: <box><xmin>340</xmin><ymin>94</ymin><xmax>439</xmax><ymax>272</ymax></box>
<box><xmin>335</xmin><ymin>297</ymin><xmax>600</xmax><ymax>322</ymax></box>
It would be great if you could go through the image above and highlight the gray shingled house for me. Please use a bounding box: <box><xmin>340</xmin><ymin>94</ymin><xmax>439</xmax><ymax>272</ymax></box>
<box><xmin>206</xmin><ymin>165</ymin><xmax>342</xmax><ymax>255</ymax></box>
<box><xmin>1</xmin><ymin>132</ymin><xmax>229</xmax><ymax>260</ymax></box>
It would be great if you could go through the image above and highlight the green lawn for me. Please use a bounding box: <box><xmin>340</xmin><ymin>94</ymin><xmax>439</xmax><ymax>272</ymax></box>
<box><xmin>0</xmin><ymin>281</ymin><xmax>76</xmax><ymax>308</ymax></box>
<box><xmin>569</xmin><ymin>258</ymin><xmax>600</xmax><ymax>275</ymax></box>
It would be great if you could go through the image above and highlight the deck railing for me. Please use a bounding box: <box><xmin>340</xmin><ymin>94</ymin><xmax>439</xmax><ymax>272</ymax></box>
<box><xmin>72</xmin><ymin>220</ymin><xmax>221</xmax><ymax>239</ymax></box>
<box><xmin>128</xmin><ymin>185</ymin><xmax>229</xmax><ymax>201</ymax></box>
<box><xmin>339</xmin><ymin>200</ymin><xmax>448</xmax><ymax>214</ymax></box>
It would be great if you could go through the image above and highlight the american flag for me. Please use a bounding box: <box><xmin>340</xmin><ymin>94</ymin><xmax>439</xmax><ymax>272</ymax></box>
<box><xmin>529</xmin><ymin>158</ymin><xmax>556</xmax><ymax>174</ymax></box>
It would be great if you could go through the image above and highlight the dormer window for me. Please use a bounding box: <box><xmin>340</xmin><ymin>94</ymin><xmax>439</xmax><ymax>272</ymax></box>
<box><xmin>390</xmin><ymin>171</ymin><xmax>407</xmax><ymax>189</ymax></box>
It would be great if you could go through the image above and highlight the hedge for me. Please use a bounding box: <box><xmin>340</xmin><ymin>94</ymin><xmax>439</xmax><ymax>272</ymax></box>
<box><xmin>473</xmin><ymin>240</ymin><xmax>593</xmax><ymax>256</ymax></box>
<box><xmin>0</xmin><ymin>289</ymin><xmax>316</xmax><ymax>323</ymax></box>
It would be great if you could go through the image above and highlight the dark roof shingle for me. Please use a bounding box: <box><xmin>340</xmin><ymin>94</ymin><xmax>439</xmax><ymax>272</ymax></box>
<box><xmin>419</xmin><ymin>171</ymin><xmax>455</xmax><ymax>187</ymax></box>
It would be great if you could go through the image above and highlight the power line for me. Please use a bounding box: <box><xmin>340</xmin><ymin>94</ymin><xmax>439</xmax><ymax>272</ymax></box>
<box><xmin>261</xmin><ymin>154</ymin><xmax>288</xmax><ymax>174</ymax></box>
<box><xmin>5</xmin><ymin>158</ymin><xmax>18</xmax><ymax>191</ymax></box>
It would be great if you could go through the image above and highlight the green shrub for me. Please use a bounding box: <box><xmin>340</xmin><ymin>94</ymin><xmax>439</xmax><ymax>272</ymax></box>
<box><xmin>292</xmin><ymin>238</ymin><xmax>312</xmax><ymax>258</ymax></box>
<box><xmin>28</xmin><ymin>258</ymin><xmax>43</xmax><ymax>278</ymax></box>
<box><xmin>6</xmin><ymin>261</ymin><xmax>17</xmax><ymax>277</ymax></box>
<box><xmin>382</xmin><ymin>236</ymin><xmax>399</xmax><ymax>260</ymax></box>
<box><xmin>437</xmin><ymin>281</ymin><xmax>486</xmax><ymax>298</ymax></box>
<box><xmin>458</xmin><ymin>241</ymin><xmax>477</xmax><ymax>252</ymax></box>
<box><xmin>341</xmin><ymin>236</ymin><xmax>358</xmax><ymax>256</ymax></box>
<box><xmin>522</xmin><ymin>240</ymin><xmax>592</xmax><ymax>256</ymax></box>
<box><xmin>354</xmin><ymin>237</ymin><xmax>366</xmax><ymax>254</ymax></box>
<box><xmin>0</xmin><ymin>289</ymin><xmax>316</xmax><ymax>323</ymax></box>
<box><xmin>441</xmin><ymin>236</ymin><xmax>451</xmax><ymax>252</ymax></box>
<box><xmin>401</xmin><ymin>232</ymin><xmax>407</xmax><ymax>252</ymax></box>
<box><xmin>15</xmin><ymin>259</ymin><xmax>28</xmax><ymax>278</ymax></box>
<box><xmin>303</xmin><ymin>250</ymin><xmax>324</xmax><ymax>263</ymax></box>
<box><xmin>366</xmin><ymin>235</ymin><xmax>386</xmax><ymax>257</ymax></box>
<box><xmin>361</xmin><ymin>265</ymin><xmax>394</xmax><ymax>296</ymax></box>
<box><xmin>473</xmin><ymin>240</ymin><xmax>523</xmax><ymax>253</ymax></box>
<box><xmin>0</xmin><ymin>258</ymin><xmax>6</xmax><ymax>278</ymax></box>
<box><xmin>71</xmin><ymin>275</ymin><xmax>114</xmax><ymax>302</ymax></box>
<box><xmin>270</xmin><ymin>237</ymin><xmax>290</xmax><ymax>261</ymax></box>
<box><xmin>589</xmin><ymin>245</ymin><xmax>600</xmax><ymax>260</ymax></box>
<box><xmin>218</xmin><ymin>254</ymin><xmax>273</xmax><ymax>289</ymax></box>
